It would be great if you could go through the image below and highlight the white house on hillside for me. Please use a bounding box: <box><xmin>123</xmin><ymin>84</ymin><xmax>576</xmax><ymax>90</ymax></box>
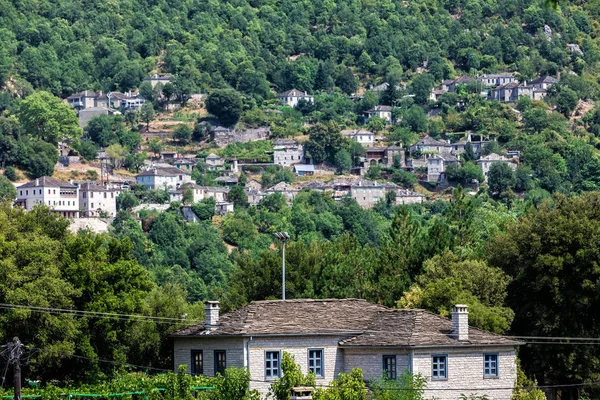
<box><xmin>276</xmin><ymin>89</ymin><xmax>314</xmax><ymax>108</ymax></box>
<box><xmin>341</xmin><ymin>129</ymin><xmax>375</xmax><ymax>147</ymax></box>
<box><xmin>273</xmin><ymin>139</ymin><xmax>304</xmax><ymax>167</ymax></box>
<box><xmin>476</xmin><ymin>154</ymin><xmax>518</xmax><ymax>182</ymax></box>
<box><xmin>172</xmin><ymin>300</ymin><xmax>521</xmax><ymax>399</ymax></box>
<box><xmin>135</xmin><ymin>167</ymin><xmax>192</xmax><ymax>190</ymax></box>
<box><xmin>364</xmin><ymin>105</ymin><xmax>392</xmax><ymax>123</ymax></box>
<box><xmin>15</xmin><ymin>177</ymin><xmax>79</xmax><ymax>218</ymax></box>
<box><xmin>79</xmin><ymin>183</ymin><xmax>121</xmax><ymax>217</ymax></box>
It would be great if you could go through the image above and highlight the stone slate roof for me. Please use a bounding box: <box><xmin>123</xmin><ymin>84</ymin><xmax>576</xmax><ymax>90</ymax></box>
<box><xmin>365</xmin><ymin>105</ymin><xmax>392</xmax><ymax>113</ymax></box>
<box><xmin>277</xmin><ymin>89</ymin><xmax>312</xmax><ymax>97</ymax></box>
<box><xmin>414</xmin><ymin>136</ymin><xmax>451</xmax><ymax>147</ymax></box>
<box><xmin>137</xmin><ymin>167</ymin><xmax>190</xmax><ymax>177</ymax></box>
<box><xmin>19</xmin><ymin>176</ymin><xmax>76</xmax><ymax>188</ymax></box>
<box><xmin>67</xmin><ymin>90</ymin><xmax>100</xmax><ymax>100</ymax></box>
<box><xmin>171</xmin><ymin>299</ymin><xmax>520</xmax><ymax>348</ymax></box>
<box><xmin>79</xmin><ymin>182</ymin><xmax>116</xmax><ymax>192</ymax></box>
<box><xmin>529</xmin><ymin>75</ymin><xmax>558</xmax><ymax>85</ymax></box>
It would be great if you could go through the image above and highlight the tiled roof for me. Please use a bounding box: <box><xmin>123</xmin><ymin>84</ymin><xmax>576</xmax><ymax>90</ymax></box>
<box><xmin>414</xmin><ymin>136</ymin><xmax>451</xmax><ymax>147</ymax></box>
<box><xmin>277</xmin><ymin>89</ymin><xmax>312</xmax><ymax>97</ymax></box>
<box><xmin>529</xmin><ymin>75</ymin><xmax>558</xmax><ymax>85</ymax></box>
<box><xmin>19</xmin><ymin>177</ymin><xmax>77</xmax><ymax>189</ymax></box>
<box><xmin>172</xmin><ymin>299</ymin><xmax>520</xmax><ymax>347</ymax></box>
<box><xmin>136</xmin><ymin>167</ymin><xmax>190</xmax><ymax>177</ymax></box>
<box><xmin>79</xmin><ymin>183</ymin><xmax>115</xmax><ymax>192</ymax></box>
<box><xmin>365</xmin><ymin>105</ymin><xmax>392</xmax><ymax>113</ymax></box>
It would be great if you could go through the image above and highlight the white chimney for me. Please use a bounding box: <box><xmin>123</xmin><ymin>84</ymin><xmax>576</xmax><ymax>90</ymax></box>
<box><xmin>35</xmin><ymin>178</ymin><xmax>39</xmax><ymax>186</ymax></box>
<box><xmin>451</xmin><ymin>304</ymin><xmax>469</xmax><ymax>341</ymax></box>
<box><xmin>205</xmin><ymin>301</ymin><xmax>220</xmax><ymax>331</ymax></box>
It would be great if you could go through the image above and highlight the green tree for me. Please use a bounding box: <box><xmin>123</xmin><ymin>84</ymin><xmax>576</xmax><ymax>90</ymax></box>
<box><xmin>0</xmin><ymin>175</ymin><xmax>16</xmax><ymax>202</ymax></box>
<box><xmin>149</xmin><ymin>137</ymin><xmax>163</xmax><ymax>157</ymax></box>
<box><xmin>191</xmin><ymin>197</ymin><xmax>216</xmax><ymax>221</ymax></box>
<box><xmin>403</xmin><ymin>105</ymin><xmax>428</xmax><ymax>133</ymax></box>
<box><xmin>3</xmin><ymin>166</ymin><xmax>18</xmax><ymax>182</ymax></box>
<box><xmin>173</xmin><ymin>124</ymin><xmax>192</xmax><ymax>144</ymax></box>
<box><xmin>488</xmin><ymin>163</ymin><xmax>515</xmax><ymax>196</ymax></box>
<box><xmin>87</xmin><ymin>114</ymin><xmax>117</xmax><ymax>147</ymax></box>
<box><xmin>463</xmin><ymin>142</ymin><xmax>476</xmax><ymax>162</ymax></box>
<box><xmin>227</xmin><ymin>185</ymin><xmax>249</xmax><ymax>207</ymax></box>
<box><xmin>269</xmin><ymin>352</ymin><xmax>316</xmax><ymax>400</ymax></box>
<box><xmin>555</xmin><ymin>87</ymin><xmax>578</xmax><ymax>117</ymax></box>
<box><xmin>77</xmin><ymin>141</ymin><xmax>98</xmax><ymax>161</ymax></box>
<box><xmin>370</xmin><ymin>371</ymin><xmax>427</xmax><ymax>400</ymax></box>
<box><xmin>334</xmin><ymin>149</ymin><xmax>352</xmax><ymax>173</ymax></box>
<box><xmin>140</xmin><ymin>102</ymin><xmax>155</xmax><ymax>130</ymax></box>
<box><xmin>409</xmin><ymin>73</ymin><xmax>434</xmax><ymax>104</ymax></box>
<box><xmin>314</xmin><ymin>369</ymin><xmax>367</xmax><ymax>400</ymax></box>
<box><xmin>206</xmin><ymin>89</ymin><xmax>243</xmax><ymax>127</ymax></box>
<box><xmin>488</xmin><ymin>193</ymin><xmax>600</xmax><ymax>388</ymax></box>
<box><xmin>18</xmin><ymin>91</ymin><xmax>81</xmax><ymax>145</ymax></box>
<box><xmin>336</xmin><ymin>68</ymin><xmax>357</xmax><ymax>95</ymax></box>
<box><xmin>116</xmin><ymin>191</ymin><xmax>139</xmax><ymax>211</ymax></box>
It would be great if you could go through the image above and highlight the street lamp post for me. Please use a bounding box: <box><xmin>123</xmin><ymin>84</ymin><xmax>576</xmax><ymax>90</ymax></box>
<box><xmin>273</xmin><ymin>232</ymin><xmax>290</xmax><ymax>301</ymax></box>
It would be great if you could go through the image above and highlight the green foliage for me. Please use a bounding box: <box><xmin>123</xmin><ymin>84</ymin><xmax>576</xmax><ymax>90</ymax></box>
<box><xmin>398</xmin><ymin>251</ymin><xmax>514</xmax><ymax>333</ymax></box>
<box><xmin>78</xmin><ymin>141</ymin><xmax>99</xmax><ymax>161</ymax></box>
<box><xmin>218</xmin><ymin>141</ymin><xmax>273</xmax><ymax>163</ymax></box>
<box><xmin>206</xmin><ymin>90</ymin><xmax>243</xmax><ymax>127</ymax></box>
<box><xmin>174</xmin><ymin>125</ymin><xmax>192</xmax><ymax>144</ymax></box>
<box><xmin>488</xmin><ymin>163</ymin><xmax>516</xmax><ymax>196</ymax></box>
<box><xmin>446</xmin><ymin>162</ymin><xmax>484</xmax><ymax>184</ymax></box>
<box><xmin>304</xmin><ymin>123</ymin><xmax>344</xmax><ymax>164</ymax></box>
<box><xmin>140</xmin><ymin>103</ymin><xmax>155</xmax><ymax>129</ymax></box>
<box><xmin>488</xmin><ymin>193</ymin><xmax>600</xmax><ymax>386</ymax></box>
<box><xmin>314</xmin><ymin>369</ymin><xmax>367</xmax><ymax>400</ymax></box>
<box><xmin>191</xmin><ymin>198</ymin><xmax>216</xmax><ymax>221</ymax></box>
<box><xmin>0</xmin><ymin>175</ymin><xmax>16</xmax><ymax>202</ymax></box>
<box><xmin>334</xmin><ymin>149</ymin><xmax>352</xmax><ymax>173</ymax></box>
<box><xmin>116</xmin><ymin>191</ymin><xmax>139</xmax><ymax>211</ymax></box>
<box><xmin>3</xmin><ymin>166</ymin><xmax>18</xmax><ymax>182</ymax></box>
<box><xmin>227</xmin><ymin>185</ymin><xmax>249</xmax><ymax>208</ymax></box>
<box><xmin>269</xmin><ymin>352</ymin><xmax>316</xmax><ymax>400</ymax></box>
<box><xmin>370</xmin><ymin>371</ymin><xmax>427</xmax><ymax>400</ymax></box>
<box><xmin>18</xmin><ymin>91</ymin><xmax>81</xmax><ymax>145</ymax></box>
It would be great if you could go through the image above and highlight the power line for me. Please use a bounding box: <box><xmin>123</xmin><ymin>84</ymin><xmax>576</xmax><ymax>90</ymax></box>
<box><xmin>0</xmin><ymin>304</ymin><xmax>201</xmax><ymax>326</ymax></box>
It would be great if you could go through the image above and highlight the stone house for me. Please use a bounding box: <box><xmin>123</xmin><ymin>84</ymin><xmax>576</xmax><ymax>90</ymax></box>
<box><xmin>15</xmin><ymin>177</ymin><xmax>80</xmax><ymax>218</ymax></box>
<box><xmin>395</xmin><ymin>188</ymin><xmax>426</xmax><ymax>205</ymax></box>
<box><xmin>245</xmin><ymin>188</ymin><xmax>265</xmax><ymax>206</ymax></box>
<box><xmin>273</xmin><ymin>139</ymin><xmax>304</xmax><ymax>167</ymax></box>
<box><xmin>488</xmin><ymin>82</ymin><xmax>545</xmax><ymax>102</ymax></box>
<box><xmin>171</xmin><ymin>300</ymin><xmax>520</xmax><ymax>399</ymax></box>
<box><xmin>277</xmin><ymin>89</ymin><xmax>314</xmax><ymax>108</ymax></box>
<box><xmin>183</xmin><ymin>183</ymin><xmax>229</xmax><ymax>203</ymax></box>
<box><xmin>205</xmin><ymin>154</ymin><xmax>225</xmax><ymax>171</ymax></box>
<box><xmin>78</xmin><ymin>183</ymin><xmax>120</xmax><ymax>217</ymax></box>
<box><xmin>476</xmin><ymin>154</ymin><xmax>518</xmax><ymax>182</ymax></box>
<box><xmin>67</xmin><ymin>91</ymin><xmax>102</xmax><ymax>110</ymax></box>
<box><xmin>529</xmin><ymin>76</ymin><xmax>558</xmax><ymax>90</ymax></box>
<box><xmin>78</xmin><ymin>107</ymin><xmax>119</xmax><ymax>129</ymax></box>
<box><xmin>450</xmin><ymin>140</ymin><xmax>489</xmax><ymax>157</ymax></box>
<box><xmin>427</xmin><ymin>154</ymin><xmax>460</xmax><ymax>182</ymax></box>
<box><xmin>479</xmin><ymin>73</ymin><xmax>516</xmax><ymax>87</ymax></box>
<box><xmin>135</xmin><ymin>167</ymin><xmax>192</xmax><ymax>190</ymax></box>
<box><xmin>293</xmin><ymin>164</ymin><xmax>315</xmax><ymax>176</ymax></box>
<box><xmin>441</xmin><ymin>76</ymin><xmax>477</xmax><ymax>92</ymax></box>
<box><xmin>341</xmin><ymin>129</ymin><xmax>375</xmax><ymax>147</ymax></box>
<box><xmin>173</xmin><ymin>159</ymin><xmax>196</xmax><ymax>171</ymax></box>
<box><xmin>215</xmin><ymin>202</ymin><xmax>234</xmax><ymax>216</ymax></box>
<box><xmin>245</xmin><ymin>179</ymin><xmax>262</xmax><ymax>191</ymax></box>
<box><xmin>364</xmin><ymin>105</ymin><xmax>393</xmax><ymax>123</ymax></box>
<box><xmin>365</xmin><ymin>146</ymin><xmax>404</xmax><ymax>167</ymax></box>
<box><xmin>265</xmin><ymin>182</ymin><xmax>299</xmax><ymax>202</ymax></box>
<box><xmin>410</xmin><ymin>136</ymin><xmax>453</xmax><ymax>155</ymax></box>
<box><xmin>142</xmin><ymin>74</ymin><xmax>171</xmax><ymax>88</ymax></box>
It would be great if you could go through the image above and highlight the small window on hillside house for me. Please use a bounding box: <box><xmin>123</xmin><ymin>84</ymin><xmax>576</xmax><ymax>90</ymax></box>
<box><xmin>308</xmin><ymin>349</ymin><xmax>323</xmax><ymax>377</ymax></box>
<box><xmin>214</xmin><ymin>350</ymin><xmax>226</xmax><ymax>376</ymax></box>
<box><xmin>484</xmin><ymin>354</ymin><xmax>498</xmax><ymax>377</ymax></box>
<box><xmin>383</xmin><ymin>355</ymin><xmax>397</xmax><ymax>380</ymax></box>
<box><xmin>265</xmin><ymin>351</ymin><xmax>280</xmax><ymax>379</ymax></box>
<box><xmin>191</xmin><ymin>350</ymin><xmax>203</xmax><ymax>375</ymax></box>
<box><xmin>432</xmin><ymin>355</ymin><xmax>447</xmax><ymax>379</ymax></box>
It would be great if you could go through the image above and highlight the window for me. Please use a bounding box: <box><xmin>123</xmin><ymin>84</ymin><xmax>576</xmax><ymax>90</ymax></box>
<box><xmin>91</xmin><ymin>192</ymin><xmax>94</xmax><ymax>198</ymax></box>
<box><xmin>104</xmin><ymin>193</ymin><xmax>107</xmax><ymax>198</ymax></box>
<box><xmin>53</xmin><ymin>190</ymin><xmax>56</xmax><ymax>194</ymax></box>
<box><xmin>484</xmin><ymin>354</ymin><xmax>498</xmax><ymax>377</ymax></box>
<box><xmin>19</xmin><ymin>191</ymin><xmax>22</xmax><ymax>196</ymax></box>
<box><xmin>308</xmin><ymin>349</ymin><xmax>323</xmax><ymax>377</ymax></box>
<box><xmin>26</xmin><ymin>190</ymin><xmax>28</xmax><ymax>195</ymax></box>
<box><xmin>265</xmin><ymin>351</ymin><xmax>280</xmax><ymax>379</ymax></box>
<box><xmin>83</xmin><ymin>192</ymin><xmax>86</xmax><ymax>198</ymax></box>
<box><xmin>383</xmin><ymin>355</ymin><xmax>397</xmax><ymax>380</ymax></box>
<box><xmin>185</xmin><ymin>350</ymin><xmax>202</xmax><ymax>375</ymax></box>
<box><xmin>432</xmin><ymin>355</ymin><xmax>447</xmax><ymax>379</ymax></box>
<box><xmin>214</xmin><ymin>350</ymin><xmax>226</xmax><ymax>376</ymax></box>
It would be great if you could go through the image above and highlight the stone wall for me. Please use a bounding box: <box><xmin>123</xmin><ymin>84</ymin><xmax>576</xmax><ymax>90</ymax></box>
<box><xmin>343</xmin><ymin>348</ymin><xmax>410</xmax><ymax>381</ymax></box>
<box><xmin>173</xmin><ymin>337</ymin><xmax>245</xmax><ymax>376</ymax></box>
<box><xmin>412</xmin><ymin>347</ymin><xmax>517</xmax><ymax>400</ymax></box>
<box><xmin>214</xmin><ymin>127</ymin><xmax>270</xmax><ymax>147</ymax></box>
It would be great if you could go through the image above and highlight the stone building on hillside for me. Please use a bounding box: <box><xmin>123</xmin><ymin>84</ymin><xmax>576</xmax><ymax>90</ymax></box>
<box><xmin>172</xmin><ymin>300</ymin><xmax>521</xmax><ymax>399</ymax></box>
<box><xmin>15</xmin><ymin>177</ymin><xmax>79</xmax><ymax>218</ymax></box>
<box><xmin>273</xmin><ymin>139</ymin><xmax>304</xmax><ymax>167</ymax></box>
<box><xmin>79</xmin><ymin>183</ymin><xmax>120</xmax><ymax>217</ymax></box>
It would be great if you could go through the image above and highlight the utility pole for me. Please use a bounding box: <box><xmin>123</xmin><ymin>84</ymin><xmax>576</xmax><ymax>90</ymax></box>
<box><xmin>273</xmin><ymin>232</ymin><xmax>290</xmax><ymax>301</ymax></box>
<box><xmin>2</xmin><ymin>337</ymin><xmax>23</xmax><ymax>400</ymax></box>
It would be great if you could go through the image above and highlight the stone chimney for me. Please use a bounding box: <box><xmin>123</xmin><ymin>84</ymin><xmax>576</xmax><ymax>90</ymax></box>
<box><xmin>451</xmin><ymin>304</ymin><xmax>469</xmax><ymax>341</ymax></box>
<box><xmin>204</xmin><ymin>301</ymin><xmax>220</xmax><ymax>331</ymax></box>
<box><xmin>35</xmin><ymin>178</ymin><xmax>39</xmax><ymax>186</ymax></box>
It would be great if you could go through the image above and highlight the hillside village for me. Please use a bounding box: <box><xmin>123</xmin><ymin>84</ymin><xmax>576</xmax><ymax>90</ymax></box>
<box><xmin>3</xmin><ymin>0</ymin><xmax>600</xmax><ymax>399</ymax></box>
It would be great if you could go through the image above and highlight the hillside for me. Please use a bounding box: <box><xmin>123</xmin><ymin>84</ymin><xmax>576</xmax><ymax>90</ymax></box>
<box><xmin>0</xmin><ymin>0</ymin><xmax>599</xmax><ymax>98</ymax></box>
